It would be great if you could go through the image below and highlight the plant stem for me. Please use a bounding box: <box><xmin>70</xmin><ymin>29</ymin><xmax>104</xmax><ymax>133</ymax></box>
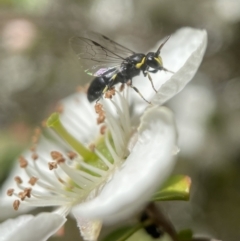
<box><xmin>144</xmin><ymin>202</ymin><xmax>179</xmax><ymax>241</ymax></box>
<box><xmin>116</xmin><ymin>220</ymin><xmax>152</xmax><ymax>241</ymax></box>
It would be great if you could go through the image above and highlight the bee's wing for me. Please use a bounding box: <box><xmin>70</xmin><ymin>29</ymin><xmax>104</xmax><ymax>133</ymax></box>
<box><xmin>70</xmin><ymin>32</ymin><xmax>135</xmax><ymax>76</ymax></box>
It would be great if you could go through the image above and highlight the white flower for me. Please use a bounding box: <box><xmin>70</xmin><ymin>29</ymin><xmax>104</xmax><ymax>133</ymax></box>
<box><xmin>0</xmin><ymin>213</ymin><xmax>66</xmax><ymax>241</ymax></box>
<box><xmin>0</xmin><ymin>27</ymin><xmax>207</xmax><ymax>241</ymax></box>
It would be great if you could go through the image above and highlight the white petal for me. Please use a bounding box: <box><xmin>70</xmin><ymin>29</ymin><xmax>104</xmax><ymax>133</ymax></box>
<box><xmin>0</xmin><ymin>198</ymin><xmax>32</xmax><ymax>221</ymax></box>
<box><xmin>152</xmin><ymin>28</ymin><xmax>207</xmax><ymax>105</ymax></box>
<box><xmin>74</xmin><ymin>216</ymin><xmax>102</xmax><ymax>241</ymax></box>
<box><xmin>60</xmin><ymin>92</ymin><xmax>99</xmax><ymax>144</ymax></box>
<box><xmin>73</xmin><ymin>106</ymin><xmax>177</xmax><ymax>223</ymax></box>
<box><xmin>0</xmin><ymin>213</ymin><xmax>66</xmax><ymax>241</ymax></box>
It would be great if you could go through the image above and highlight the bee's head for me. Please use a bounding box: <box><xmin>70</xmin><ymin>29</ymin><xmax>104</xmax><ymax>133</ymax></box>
<box><xmin>145</xmin><ymin>36</ymin><xmax>174</xmax><ymax>74</ymax></box>
<box><xmin>145</xmin><ymin>52</ymin><xmax>163</xmax><ymax>70</ymax></box>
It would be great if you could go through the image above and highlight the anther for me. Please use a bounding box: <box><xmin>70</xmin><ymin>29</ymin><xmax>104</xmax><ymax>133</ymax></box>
<box><xmin>19</xmin><ymin>156</ymin><xmax>28</xmax><ymax>168</ymax></box>
<box><xmin>56</xmin><ymin>157</ymin><xmax>65</xmax><ymax>164</ymax></box>
<box><xmin>97</xmin><ymin>114</ymin><xmax>105</xmax><ymax>125</ymax></box>
<box><xmin>95</xmin><ymin>103</ymin><xmax>106</xmax><ymax>124</ymax></box>
<box><xmin>51</xmin><ymin>151</ymin><xmax>63</xmax><ymax>160</ymax></box>
<box><xmin>14</xmin><ymin>176</ymin><xmax>23</xmax><ymax>184</ymax></box>
<box><xmin>89</xmin><ymin>143</ymin><xmax>95</xmax><ymax>151</ymax></box>
<box><xmin>105</xmin><ymin>88</ymin><xmax>116</xmax><ymax>99</ymax></box>
<box><xmin>67</xmin><ymin>151</ymin><xmax>77</xmax><ymax>160</ymax></box>
<box><xmin>7</xmin><ymin>189</ymin><xmax>14</xmax><ymax>196</ymax></box>
<box><xmin>18</xmin><ymin>192</ymin><xmax>25</xmax><ymax>201</ymax></box>
<box><xmin>31</xmin><ymin>152</ymin><xmax>38</xmax><ymax>161</ymax></box>
<box><xmin>18</xmin><ymin>188</ymin><xmax>32</xmax><ymax>201</ymax></box>
<box><xmin>29</xmin><ymin>177</ymin><xmax>38</xmax><ymax>186</ymax></box>
<box><xmin>100</xmin><ymin>125</ymin><xmax>107</xmax><ymax>135</ymax></box>
<box><xmin>95</xmin><ymin>103</ymin><xmax>104</xmax><ymax>114</ymax></box>
<box><xmin>13</xmin><ymin>200</ymin><xmax>20</xmax><ymax>211</ymax></box>
<box><xmin>119</xmin><ymin>83</ymin><xmax>125</xmax><ymax>92</ymax></box>
<box><xmin>48</xmin><ymin>162</ymin><xmax>58</xmax><ymax>170</ymax></box>
<box><xmin>24</xmin><ymin>188</ymin><xmax>32</xmax><ymax>198</ymax></box>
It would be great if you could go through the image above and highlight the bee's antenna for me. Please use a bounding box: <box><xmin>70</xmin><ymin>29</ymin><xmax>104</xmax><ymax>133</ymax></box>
<box><xmin>155</xmin><ymin>35</ymin><xmax>171</xmax><ymax>56</ymax></box>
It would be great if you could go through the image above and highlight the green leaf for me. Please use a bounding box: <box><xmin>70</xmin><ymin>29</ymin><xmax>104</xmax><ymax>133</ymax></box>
<box><xmin>102</xmin><ymin>227</ymin><xmax>171</xmax><ymax>241</ymax></box>
<box><xmin>177</xmin><ymin>229</ymin><xmax>193</xmax><ymax>241</ymax></box>
<box><xmin>152</xmin><ymin>175</ymin><xmax>191</xmax><ymax>201</ymax></box>
<box><xmin>102</xmin><ymin>226</ymin><xmax>133</xmax><ymax>241</ymax></box>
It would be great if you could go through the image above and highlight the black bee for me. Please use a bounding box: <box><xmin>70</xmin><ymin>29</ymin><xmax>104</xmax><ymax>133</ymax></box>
<box><xmin>70</xmin><ymin>32</ymin><xmax>173</xmax><ymax>103</ymax></box>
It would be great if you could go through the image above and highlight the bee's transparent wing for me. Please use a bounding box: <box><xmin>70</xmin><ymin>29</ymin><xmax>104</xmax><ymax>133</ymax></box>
<box><xmin>70</xmin><ymin>32</ymin><xmax>135</xmax><ymax>76</ymax></box>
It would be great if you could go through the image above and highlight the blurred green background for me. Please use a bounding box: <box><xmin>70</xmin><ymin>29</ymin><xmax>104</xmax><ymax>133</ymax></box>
<box><xmin>0</xmin><ymin>0</ymin><xmax>240</xmax><ymax>240</ymax></box>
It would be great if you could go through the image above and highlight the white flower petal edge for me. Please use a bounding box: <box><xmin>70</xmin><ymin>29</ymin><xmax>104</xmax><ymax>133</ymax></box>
<box><xmin>0</xmin><ymin>162</ymin><xmax>34</xmax><ymax>220</ymax></box>
<box><xmin>74</xmin><ymin>216</ymin><xmax>102</xmax><ymax>241</ymax></box>
<box><xmin>0</xmin><ymin>212</ymin><xmax>66</xmax><ymax>241</ymax></box>
<box><xmin>152</xmin><ymin>28</ymin><xmax>207</xmax><ymax>105</ymax></box>
<box><xmin>73</xmin><ymin>105</ymin><xmax>177</xmax><ymax>223</ymax></box>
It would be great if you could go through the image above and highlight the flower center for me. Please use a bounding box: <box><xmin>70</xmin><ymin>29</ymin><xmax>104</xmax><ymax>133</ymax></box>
<box><xmin>7</xmin><ymin>88</ymin><xmax>133</xmax><ymax>215</ymax></box>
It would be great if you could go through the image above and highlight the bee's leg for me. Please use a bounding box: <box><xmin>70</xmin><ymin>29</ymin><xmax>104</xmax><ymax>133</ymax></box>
<box><xmin>95</xmin><ymin>85</ymin><xmax>109</xmax><ymax>103</ymax></box>
<box><xmin>95</xmin><ymin>93</ymin><xmax>103</xmax><ymax>104</ymax></box>
<box><xmin>128</xmin><ymin>79</ymin><xmax>151</xmax><ymax>104</ymax></box>
<box><xmin>146</xmin><ymin>72</ymin><xmax>157</xmax><ymax>93</ymax></box>
<box><xmin>161</xmin><ymin>67</ymin><xmax>175</xmax><ymax>74</ymax></box>
<box><xmin>106</xmin><ymin>73</ymin><xmax>118</xmax><ymax>91</ymax></box>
